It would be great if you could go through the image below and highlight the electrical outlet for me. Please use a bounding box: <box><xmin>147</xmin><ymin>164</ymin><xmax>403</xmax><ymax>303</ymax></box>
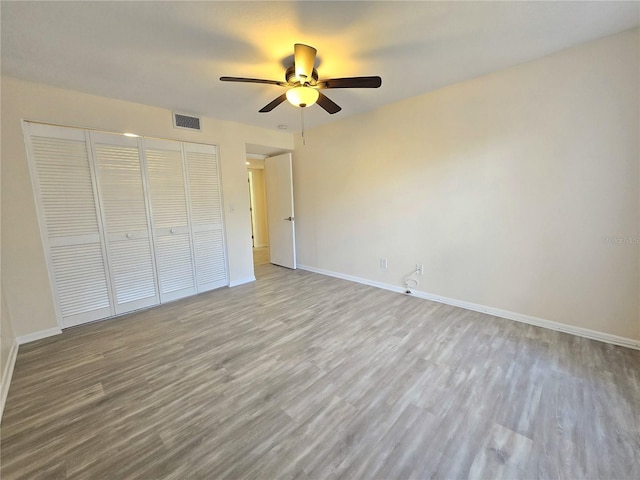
<box><xmin>416</xmin><ymin>264</ymin><xmax>424</xmax><ymax>276</ymax></box>
<box><xmin>380</xmin><ymin>258</ymin><xmax>388</xmax><ymax>269</ymax></box>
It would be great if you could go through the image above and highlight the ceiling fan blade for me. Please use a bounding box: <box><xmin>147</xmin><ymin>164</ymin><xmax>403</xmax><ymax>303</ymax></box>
<box><xmin>220</xmin><ymin>76</ymin><xmax>287</xmax><ymax>87</ymax></box>
<box><xmin>259</xmin><ymin>94</ymin><xmax>288</xmax><ymax>113</ymax></box>
<box><xmin>318</xmin><ymin>76</ymin><xmax>382</xmax><ymax>89</ymax></box>
<box><xmin>316</xmin><ymin>92</ymin><xmax>341</xmax><ymax>114</ymax></box>
<box><xmin>294</xmin><ymin>44</ymin><xmax>317</xmax><ymax>83</ymax></box>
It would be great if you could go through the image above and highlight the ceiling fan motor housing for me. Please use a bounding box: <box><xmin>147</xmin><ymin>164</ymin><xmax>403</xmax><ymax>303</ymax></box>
<box><xmin>286</xmin><ymin>66</ymin><xmax>319</xmax><ymax>86</ymax></box>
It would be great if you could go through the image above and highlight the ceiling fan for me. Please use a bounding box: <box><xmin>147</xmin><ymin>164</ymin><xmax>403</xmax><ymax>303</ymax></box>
<box><xmin>220</xmin><ymin>43</ymin><xmax>382</xmax><ymax>114</ymax></box>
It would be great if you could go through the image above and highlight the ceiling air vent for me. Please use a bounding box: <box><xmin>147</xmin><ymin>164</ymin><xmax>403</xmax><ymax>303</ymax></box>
<box><xmin>173</xmin><ymin>112</ymin><xmax>201</xmax><ymax>131</ymax></box>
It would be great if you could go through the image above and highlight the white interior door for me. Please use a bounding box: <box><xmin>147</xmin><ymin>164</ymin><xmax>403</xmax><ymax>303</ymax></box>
<box><xmin>265</xmin><ymin>153</ymin><xmax>296</xmax><ymax>269</ymax></box>
<box><xmin>91</xmin><ymin>132</ymin><xmax>159</xmax><ymax>314</ymax></box>
<box><xmin>184</xmin><ymin>142</ymin><xmax>228</xmax><ymax>292</ymax></box>
<box><xmin>25</xmin><ymin>123</ymin><xmax>114</xmax><ymax>327</ymax></box>
<box><xmin>144</xmin><ymin>138</ymin><xmax>197</xmax><ymax>302</ymax></box>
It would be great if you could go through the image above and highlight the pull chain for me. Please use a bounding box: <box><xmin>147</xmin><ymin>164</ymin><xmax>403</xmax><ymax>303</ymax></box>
<box><xmin>300</xmin><ymin>107</ymin><xmax>306</xmax><ymax>146</ymax></box>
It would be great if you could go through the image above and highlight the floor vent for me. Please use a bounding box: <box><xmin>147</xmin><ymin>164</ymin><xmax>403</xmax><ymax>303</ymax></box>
<box><xmin>173</xmin><ymin>113</ymin><xmax>201</xmax><ymax>131</ymax></box>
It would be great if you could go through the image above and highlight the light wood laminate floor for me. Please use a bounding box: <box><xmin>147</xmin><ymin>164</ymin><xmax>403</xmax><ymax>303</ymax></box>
<box><xmin>1</xmin><ymin>247</ymin><xmax>639</xmax><ymax>479</ymax></box>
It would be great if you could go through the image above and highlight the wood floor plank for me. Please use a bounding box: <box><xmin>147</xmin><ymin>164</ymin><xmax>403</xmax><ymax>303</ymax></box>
<box><xmin>1</xmin><ymin>247</ymin><xmax>639</xmax><ymax>479</ymax></box>
<box><xmin>468</xmin><ymin>423</ymin><xmax>533</xmax><ymax>480</ymax></box>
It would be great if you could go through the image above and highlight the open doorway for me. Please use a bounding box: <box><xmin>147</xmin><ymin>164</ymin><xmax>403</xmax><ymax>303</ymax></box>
<box><xmin>246</xmin><ymin>155</ymin><xmax>270</xmax><ymax>268</ymax></box>
<box><xmin>246</xmin><ymin>146</ymin><xmax>296</xmax><ymax>276</ymax></box>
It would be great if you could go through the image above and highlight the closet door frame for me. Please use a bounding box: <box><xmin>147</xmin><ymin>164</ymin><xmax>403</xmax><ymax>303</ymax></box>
<box><xmin>23</xmin><ymin>121</ymin><xmax>230</xmax><ymax>329</ymax></box>
<box><xmin>22</xmin><ymin>121</ymin><xmax>116</xmax><ymax>328</ymax></box>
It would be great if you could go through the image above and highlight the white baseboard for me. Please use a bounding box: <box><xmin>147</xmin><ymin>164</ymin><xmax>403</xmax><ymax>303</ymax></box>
<box><xmin>1</xmin><ymin>340</ymin><xmax>19</xmax><ymax>420</ymax></box>
<box><xmin>297</xmin><ymin>264</ymin><xmax>640</xmax><ymax>351</ymax></box>
<box><xmin>300</xmin><ymin>264</ymin><xmax>407</xmax><ymax>294</ymax></box>
<box><xmin>229</xmin><ymin>276</ymin><xmax>256</xmax><ymax>287</ymax></box>
<box><xmin>17</xmin><ymin>327</ymin><xmax>62</xmax><ymax>345</ymax></box>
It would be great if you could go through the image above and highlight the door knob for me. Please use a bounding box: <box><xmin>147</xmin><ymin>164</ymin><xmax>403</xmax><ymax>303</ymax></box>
<box><xmin>284</xmin><ymin>216</ymin><xmax>294</xmax><ymax>221</ymax></box>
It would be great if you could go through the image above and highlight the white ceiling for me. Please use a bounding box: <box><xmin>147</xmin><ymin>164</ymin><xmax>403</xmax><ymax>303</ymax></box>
<box><xmin>2</xmin><ymin>1</ymin><xmax>638</xmax><ymax>132</ymax></box>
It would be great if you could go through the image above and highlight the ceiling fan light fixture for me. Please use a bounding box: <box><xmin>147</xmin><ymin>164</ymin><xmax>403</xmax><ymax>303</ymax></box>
<box><xmin>286</xmin><ymin>86</ymin><xmax>319</xmax><ymax>108</ymax></box>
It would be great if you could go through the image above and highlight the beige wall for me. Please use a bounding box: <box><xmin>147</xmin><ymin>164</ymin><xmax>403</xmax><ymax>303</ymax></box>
<box><xmin>249</xmin><ymin>167</ymin><xmax>269</xmax><ymax>248</ymax></box>
<box><xmin>1</xmin><ymin>93</ymin><xmax>18</xmax><ymax>414</ymax></box>
<box><xmin>294</xmin><ymin>29</ymin><xmax>640</xmax><ymax>341</ymax></box>
<box><xmin>1</xmin><ymin>77</ymin><xmax>293</xmax><ymax>338</ymax></box>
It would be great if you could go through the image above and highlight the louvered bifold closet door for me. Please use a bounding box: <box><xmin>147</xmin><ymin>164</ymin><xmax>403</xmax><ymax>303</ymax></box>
<box><xmin>184</xmin><ymin>143</ymin><xmax>228</xmax><ymax>292</ymax></box>
<box><xmin>144</xmin><ymin>138</ymin><xmax>197</xmax><ymax>302</ymax></box>
<box><xmin>25</xmin><ymin>123</ymin><xmax>113</xmax><ymax>327</ymax></box>
<box><xmin>91</xmin><ymin>132</ymin><xmax>160</xmax><ymax>314</ymax></box>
